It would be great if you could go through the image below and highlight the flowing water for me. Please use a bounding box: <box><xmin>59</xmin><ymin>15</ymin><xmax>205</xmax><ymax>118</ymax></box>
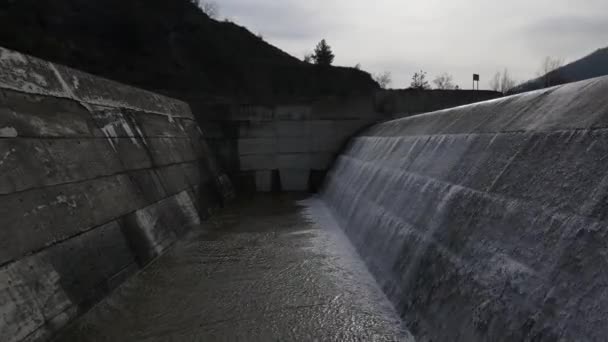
<box><xmin>320</xmin><ymin>77</ymin><xmax>608</xmax><ymax>341</ymax></box>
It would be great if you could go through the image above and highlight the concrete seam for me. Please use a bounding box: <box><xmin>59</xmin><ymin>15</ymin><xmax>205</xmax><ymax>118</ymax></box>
<box><xmin>0</xmin><ymin>158</ymin><xmax>202</xmax><ymax>197</ymax></box>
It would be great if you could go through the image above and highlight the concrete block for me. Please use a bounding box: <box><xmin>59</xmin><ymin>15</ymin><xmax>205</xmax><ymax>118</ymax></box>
<box><xmin>121</xmin><ymin>190</ymin><xmax>200</xmax><ymax>264</ymax></box>
<box><xmin>279</xmin><ymin>169</ymin><xmax>309</xmax><ymax>191</ymax></box>
<box><xmin>0</xmin><ymin>220</ymin><xmax>136</xmax><ymax>342</ymax></box>
<box><xmin>0</xmin><ymin>174</ymin><xmax>148</xmax><ymax>265</ymax></box>
<box><xmin>331</xmin><ymin>120</ymin><xmax>371</xmax><ymax>138</ymax></box>
<box><xmin>308</xmin><ymin>120</ymin><xmax>335</xmax><ymax>137</ymax></box>
<box><xmin>154</xmin><ymin>161</ymin><xmax>204</xmax><ymax>195</ymax></box>
<box><xmin>0</xmin><ymin>256</ymin><xmax>74</xmax><ymax>342</ymax></box>
<box><xmin>238</xmin><ymin>138</ymin><xmax>277</xmax><ymax>155</ymax></box>
<box><xmin>239</xmin><ymin>154</ymin><xmax>277</xmax><ymax>171</ymax></box>
<box><xmin>238</xmin><ymin>121</ymin><xmax>275</xmax><ymax>138</ymax></box>
<box><xmin>197</xmin><ymin>121</ymin><xmax>224</xmax><ymax>139</ymax></box>
<box><xmin>234</xmin><ymin>105</ymin><xmax>274</xmax><ymax>121</ymax></box>
<box><xmin>278</xmin><ymin>153</ymin><xmax>311</xmax><ymax>169</ymax></box>
<box><xmin>0</xmin><ymin>138</ymin><xmax>124</xmax><ymax>194</ymax></box>
<box><xmin>0</xmin><ymin>88</ymin><xmax>100</xmax><ymax>138</ymax></box>
<box><xmin>255</xmin><ymin>170</ymin><xmax>273</xmax><ymax>192</ymax></box>
<box><xmin>309</xmin><ymin>135</ymin><xmax>347</xmax><ymax>153</ymax></box>
<box><xmin>53</xmin><ymin>64</ymin><xmax>192</xmax><ymax>118</ymax></box>
<box><xmin>276</xmin><ymin>121</ymin><xmax>310</xmax><ymax>137</ymax></box>
<box><xmin>277</xmin><ymin>138</ymin><xmax>310</xmax><ymax>153</ymax></box>
<box><xmin>130</xmin><ymin>110</ymin><xmax>190</xmax><ymax>138</ymax></box>
<box><xmin>275</xmin><ymin>105</ymin><xmax>312</xmax><ymax>120</ymax></box>
<box><xmin>310</xmin><ymin>153</ymin><xmax>335</xmax><ymax>169</ymax></box>
<box><xmin>145</xmin><ymin>137</ymin><xmax>199</xmax><ymax>165</ymax></box>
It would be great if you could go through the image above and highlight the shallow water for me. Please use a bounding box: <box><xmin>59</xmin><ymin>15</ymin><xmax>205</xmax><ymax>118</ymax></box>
<box><xmin>54</xmin><ymin>194</ymin><xmax>411</xmax><ymax>341</ymax></box>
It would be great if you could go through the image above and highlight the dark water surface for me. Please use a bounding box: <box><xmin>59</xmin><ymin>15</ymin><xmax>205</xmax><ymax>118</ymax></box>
<box><xmin>54</xmin><ymin>194</ymin><xmax>411</xmax><ymax>341</ymax></box>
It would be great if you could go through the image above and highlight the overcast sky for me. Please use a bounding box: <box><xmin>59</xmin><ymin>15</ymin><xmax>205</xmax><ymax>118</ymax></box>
<box><xmin>218</xmin><ymin>0</ymin><xmax>608</xmax><ymax>89</ymax></box>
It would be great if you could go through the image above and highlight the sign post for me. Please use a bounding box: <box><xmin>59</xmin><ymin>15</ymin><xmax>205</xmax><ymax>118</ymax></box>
<box><xmin>473</xmin><ymin>74</ymin><xmax>480</xmax><ymax>90</ymax></box>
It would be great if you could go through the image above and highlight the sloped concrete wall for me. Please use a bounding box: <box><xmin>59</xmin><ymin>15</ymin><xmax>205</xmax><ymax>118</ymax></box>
<box><xmin>0</xmin><ymin>47</ymin><xmax>231</xmax><ymax>342</ymax></box>
<box><xmin>323</xmin><ymin>76</ymin><xmax>608</xmax><ymax>341</ymax></box>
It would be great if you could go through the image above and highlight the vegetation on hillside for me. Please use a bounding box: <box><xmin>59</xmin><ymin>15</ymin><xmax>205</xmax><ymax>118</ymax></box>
<box><xmin>0</xmin><ymin>0</ymin><xmax>378</xmax><ymax>100</ymax></box>
<box><xmin>513</xmin><ymin>47</ymin><xmax>608</xmax><ymax>93</ymax></box>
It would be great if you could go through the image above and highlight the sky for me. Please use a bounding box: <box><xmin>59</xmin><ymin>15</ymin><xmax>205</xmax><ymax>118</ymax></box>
<box><xmin>217</xmin><ymin>0</ymin><xmax>608</xmax><ymax>89</ymax></box>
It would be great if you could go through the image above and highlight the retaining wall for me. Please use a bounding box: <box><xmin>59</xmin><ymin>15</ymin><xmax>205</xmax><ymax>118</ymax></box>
<box><xmin>193</xmin><ymin>89</ymin><xmax>501</xmax><ymax>193</ymax></box>
<box><xmin>375</xmin><ymin>88</ymin><xmax>501</xmax><ymax>118</ymax></box>
<box><xmin>197</xmin><ymin>97</ymin><xmax>384</xmax><ymax>192</ymax></box>
<box><xmin>0</xmin><ymin>47</ymin><xmax>231</xmax><ymax>342</ymax></box>
<box><xmin>323</xmin><ymin>76</ymin><xmax>608</xmax><ymax>341</ymax></box>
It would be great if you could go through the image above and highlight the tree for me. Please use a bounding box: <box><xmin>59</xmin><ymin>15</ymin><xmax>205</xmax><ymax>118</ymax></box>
<box><xmin>433</xmin><ymin>72</ymin><xmax>455</xmax><ymax>90</ymax></box>
<box><xmin>312</xmin><ymin>39</ymin><xmax>335</xmax><ymax>66</ymax></box>
<box><xmin>374</xmin><ymin>72</ymin><xmax>392</xmax><ymax>89</ymax></box>
<box><xmin>490</xmin><ymin>68</ymin><xmax>517</xmax><ymax>94</ymax></box>
<box><xmin>194</xmin><ymin>1</ymin><xmax>219</xmax><ymax>19</ymax></box>
<box><xmin>538</xmin><ymin>56</ymin><xmax>564</xmax><ymax>87</ymax></box>
<box><xmin>303</xmin><ymin>53</ymin><xmax>314</xmax><ymax>64</ymax></box>
<box><xmin>410</xmin><ymin>70</ymin><xmax>430</xmax><ymax>90</ymax></box>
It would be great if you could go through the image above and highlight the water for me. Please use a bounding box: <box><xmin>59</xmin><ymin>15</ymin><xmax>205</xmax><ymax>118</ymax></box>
<box><xmin>320</xmin><ymin>76</ymin><xmax>608</xmax><ymax>341</ymax></box>
<box><xmin>55</xmin><ymin>194</ymin><xmax>412</xmax><ymax>341</ymax></box>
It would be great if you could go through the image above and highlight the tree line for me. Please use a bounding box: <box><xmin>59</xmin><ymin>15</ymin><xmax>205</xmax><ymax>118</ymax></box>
<box><xmin>190</xmin><ymin>8</ymin><xmax>566</xmax><ymax>94</ymax></box>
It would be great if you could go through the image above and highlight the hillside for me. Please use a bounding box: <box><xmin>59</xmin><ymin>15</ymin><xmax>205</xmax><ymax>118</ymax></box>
<box><xmin>0</xmin><ymin>0</ymin><xmax>378</xmax><ymax>101</ymax></box>
<box><xmin>513</xmin><ymin>46</ymin><xmax>608</xmax><ymax>93</ymax></box>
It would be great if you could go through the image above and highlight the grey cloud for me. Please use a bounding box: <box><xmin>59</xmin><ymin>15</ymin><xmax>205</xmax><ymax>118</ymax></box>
<box><xmin>220</xmin><ymin>1</ymin><xmax>334</xmax><ymax>40</ymax></box>
<box><xmin>521</xmin><ymin>15</ymin><xmax>608</xmax><ymax>56</ymax></box>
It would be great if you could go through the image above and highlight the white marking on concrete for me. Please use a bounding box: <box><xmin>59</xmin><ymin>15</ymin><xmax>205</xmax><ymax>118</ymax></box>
<box><xmin>0</xmin><ymin>48</ymin><xmax>28</xmax><ymax>64</ymax></box>
<box><xmin>135</xmin><ymin>210</ymin><xmax>165</xmax><ymax>254</ymax></box>
<box><xmin>0</xmin><ymin>127</ymin><xmax>18</xmax><ymax>137</ymax></box>
<box><xmin>30</xmin><ymin>72</ymin><xmax>48</xmax><ymax>86</ymax></box>
<box><xmin>0</xmin><ymin>148</ymin><xmax>16</xmax><ymax>166</ymax></box>
<box><xmin>71</xmin><ymin>76</ymin><xmax>80</xmax><ymax>90</ymax></box>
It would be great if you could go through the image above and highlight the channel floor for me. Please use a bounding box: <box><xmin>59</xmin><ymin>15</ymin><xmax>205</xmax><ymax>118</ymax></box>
<box><xmin>54</xmin><ymin>194</ymin><xmax>411</xmax><ymax>341</ymax></box>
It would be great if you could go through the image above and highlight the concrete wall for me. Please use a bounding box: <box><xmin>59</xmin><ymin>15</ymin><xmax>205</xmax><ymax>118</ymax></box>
<box><xmin>193</xmin><ymin>90</ymin><xmax>501</xmax><ymax>192</ymax></box>
<box><xmin>198</xmin><ymin>97</ymin><xmax>386</xmax><ymax>192</ymax></box>
<box><xmin>375</xmin><ymin>88</ymin><xmax>502</xmax><ymax>118</ymax></box>
<box><xmin>0</xmin><ymin>47</ymin><xmax>231</xmax><ymax>342</ymax></box>
<box><xmin>322</xmin><ymin>76</ymin><xmax>608</xmax><ymax>341</ymax></box>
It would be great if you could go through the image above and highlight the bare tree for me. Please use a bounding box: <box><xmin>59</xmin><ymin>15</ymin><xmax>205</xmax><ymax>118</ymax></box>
<box><xmin>195</xmin><ymin>1</ymin><xmax>220</xmax><ymax>19</ymax></box>
<box><xmin>303</xmin><ymin>53</ymin><xmax>314</xmax><ymax>64</ymax></box>
<box><xmin>538</xmin><ymin>56</ymin><xmax>564</xmax><ymax>87</ymax></box>
<box><xmin>490</xmin><ymin>68</ymin><xmax>517</xmax><ymax>94</ymax></box>
<box><xmin>374</xmin><ymin>72</ymin><xmax>392</xmax><ymax>89</ymax></box>
<box><xmin>433</xmin><ymin>72</ymin><xmax>455</xmax><ymax>90</ymax></box>
<box><xmin>410</xmin><ymin>70</ymin><xmax>430</xmax><ymax>90</ymax></box>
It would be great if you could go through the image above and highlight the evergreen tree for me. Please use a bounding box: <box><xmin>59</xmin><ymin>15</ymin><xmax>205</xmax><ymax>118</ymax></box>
<box><xmin>312</xmin><ymin>39</ymin><xmax>335</xmax><ymax>66</ymax></box>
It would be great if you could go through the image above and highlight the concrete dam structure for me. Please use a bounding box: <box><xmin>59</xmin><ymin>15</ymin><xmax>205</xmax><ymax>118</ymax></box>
<box><xmin>2</xmin><ymin>45</ymin><xmax>608</xmax><ymax>341</ymax></box>
<box><xmin>0</xmin><ymin>47</ymin><xmax>231</xmax><ymax>341</ymax></box>
<box><xmin>323</xmin><ymin>76</ymin><xmax>608</xmax><ymax>341</ymax></box>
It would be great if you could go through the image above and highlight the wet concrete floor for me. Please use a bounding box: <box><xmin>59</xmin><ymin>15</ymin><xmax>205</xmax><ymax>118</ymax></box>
<box><xmin>54</xmin><ymin>194</ymin><xmax>411</xmax><ymax>341</ymax></box>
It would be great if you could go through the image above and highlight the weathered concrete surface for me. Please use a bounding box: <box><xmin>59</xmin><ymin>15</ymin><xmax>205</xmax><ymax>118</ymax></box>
<box><xmin>322</xmin><ymin>76</ymin><xmax>608</xmax><ymax>341</ymax></box>
<box><xmin>193</xmin><ymin>89</ymin><xmax>500</xmax><ymax>192</ymax></box>
<box><xmin>0</xmin><ymin>47</ymin><xmax>231</xmax><ymax>342</ymax></box>
<box><xmin>375</xmin><ymin>89</ymin><xmax>501</xmax><ymax>118</ymax></box>
<box><xmin>54</xmin><ymin>195</ymin><xmax>411</xmax><ymax>342</ymax></box>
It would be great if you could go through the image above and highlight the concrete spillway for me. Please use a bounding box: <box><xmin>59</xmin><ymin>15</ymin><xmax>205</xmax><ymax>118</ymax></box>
<box><xmin>3</xmin><ymin>44</ymin><xmax>608</xmax><ymax>342</ymax></box>
<box><xmin>322</xmin><ymin>76</ymin><xmax>608</xmax><ymax>341</ymax></box>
